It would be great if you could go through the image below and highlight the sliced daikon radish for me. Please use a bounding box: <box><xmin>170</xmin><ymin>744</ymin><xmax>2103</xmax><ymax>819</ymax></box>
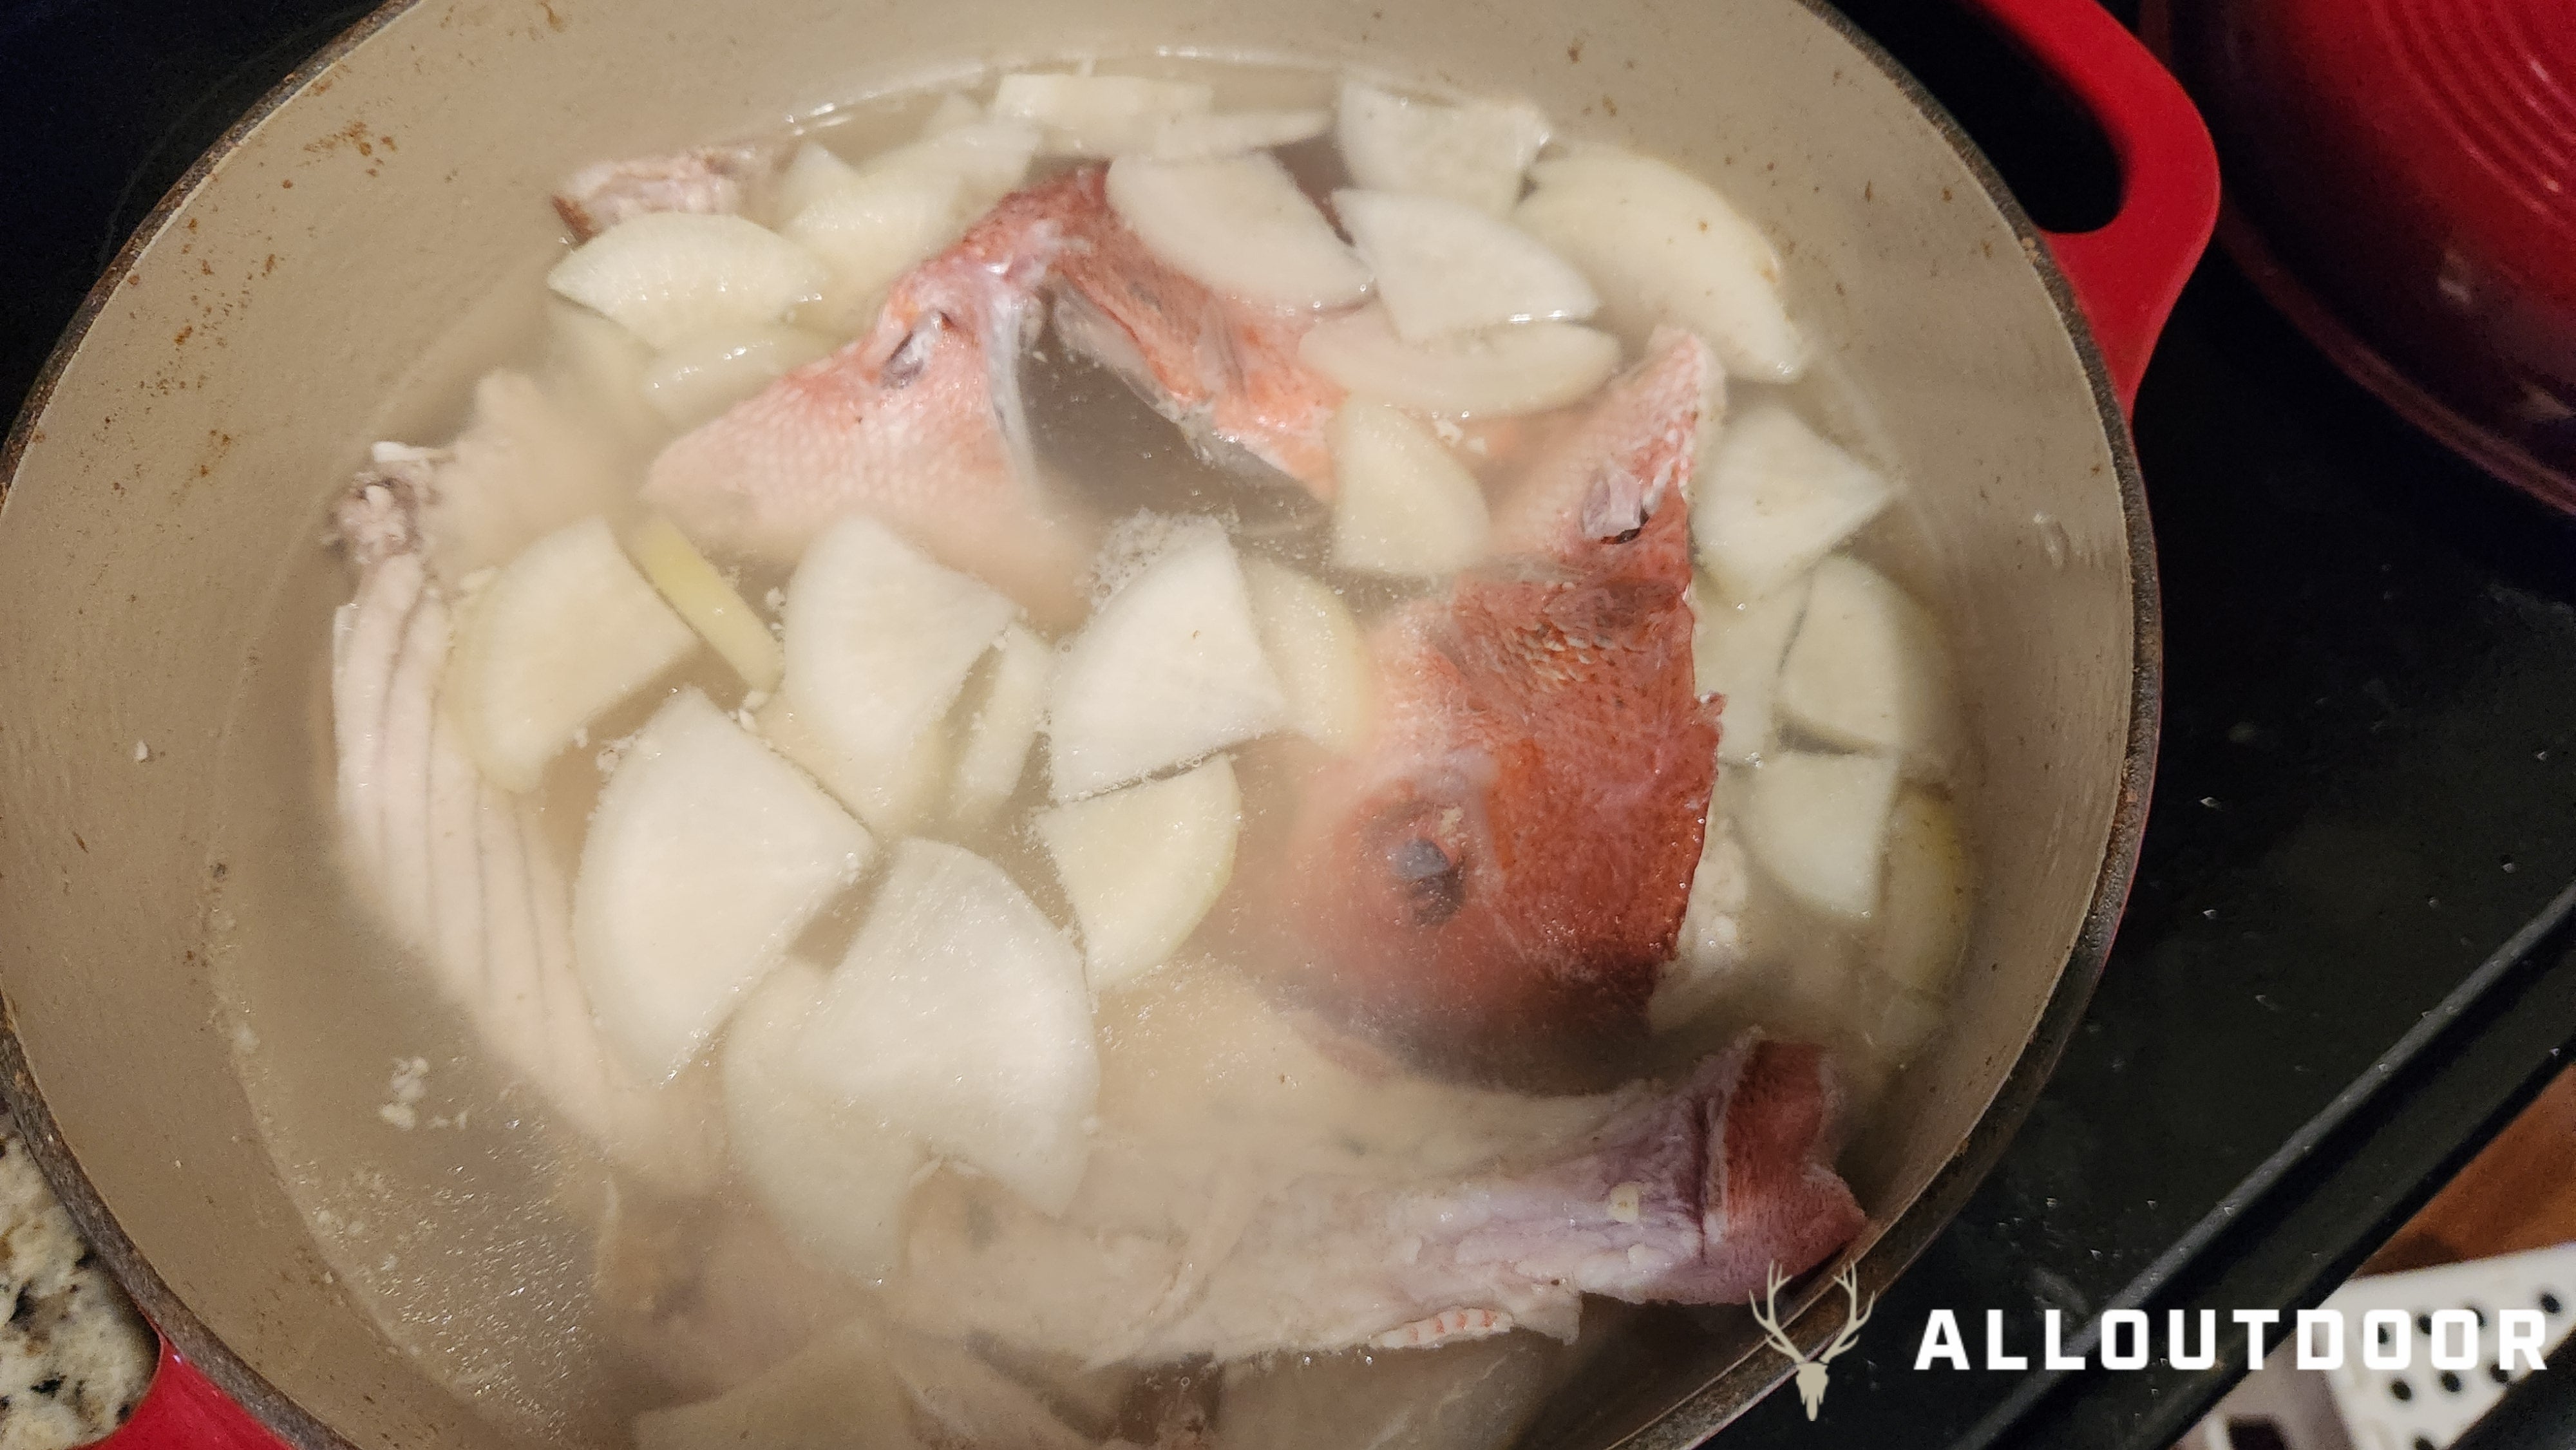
<box><xmin>1240</xmin><ymin>556</ymin><xmax>1372</xmax><ymax>753</ymax></box>
<box><xmin>633</xmin><ymin>1320</ymin><xmax>916</xmax><ymax>1450</ymax></box>
<box><xmin>1870</xmin><ymin>789</ymin><xmax>1972</xmax><ymax>997</ymax></box>
<box><xmin>640</xmin><ymin>324</ymin><xmax>833</xmax><ymax>430</ymax></box>
<box><xmin>920</xmin><ymin>89</ymin><xmax>983</xmax><ymax>137</ymax></box>
<box><xmin>782</xmin><ymin>165</ymin><xmax>967</xmax><ymax>319</ymax></box>
<box><xmin>796</xmin><ymin>840</ymin><xmax>1097</xmax><ymax>1212</ymax></box>
<box><xmin>1691</xmin><ymin>400</ymin><xmax>1896</xmax><ymax>602</ymax></box>
<box><xmin>866</xmin><ymin>120</ymin><xmax>1043</xmax><ymax>210</ymax></box>
<box><xmin>1336</xmin><ymin>79</ymin><xmax>1549</xmax><ymax>216</ymax></box>
<box><xmin>1863</xmin><ymin>982</ymin><xmax>1949</xmax><ymax>1064</ymax></box>
<box><xmin>1514</xmin><ymin>151</ymin><xmax>1806</xmax><ymax>380</ymax></box>
<box><xmin>782</xmin><ymin>514</ymin><xmax>1015</xmax><ymax>824</ymax></box>
<box><xmin>1651</xmin><ymin>822</ymin><xmax>1754</xmax><ymax>1034</ymax></box>
<box><xmin>541</xmin><ymin>303</ymin><xmax>663</xmax><ymax>440</ymax></box>
<box><xmin>1328</xmin><ymin>399</ymin><xmax>1491</xmax><ymax>577</ymax></box>
<box><xmin>447</xmin><ymin>516</ymin><xmax>697</xmax><ymax>793</ymax></box>
<box><xmin>1335</xmin><ymin>189</ymin><xmax>1598</xmax><ymax>343</ymax></box>
<box><xmin>547</xmin><ymin>211</ymin><xmax>828</xmax><ymax>351</ymax></box>
<box><xmin>721</xmin><ymin>962</ymin><xmax>925</xmax><ymax>1281</ymax></box>
<box><xmin>757</xmin><ymin>694</ymin><xmax>951</xmax><ymax>838</ymax></box>
<box><xmin>1692</xmin><ymin>569</ymin><xmax>1810</xmax><ymax>765</ymax></box>
<box><xmin>951</xmin><ymin>625</ymin><xmax>1052</xmax><ymax>825</ymax></box>
<box><xmin>576</xmin><ymin>689</ymin><xmax>873</xmax><ymax>1079</ymax></box>
<box><xmin>774</xmin><ymin>142</ymin><xmax>864</xmax><ymax>235</ymax></box>
<box><xmin>1036</xmin><ymin>757</ymin><xmax>1240</xmax><ymax>990</ymax></box>
<box><xmin>1776</xmin><ymin>554</ymin><xmax>1963</xmax><ymax>780</ymax></box>
<box><xmin>1147</xmin><ymin>108</ymin><xmax>1332</xmax><ymax>160</ymax></box>
<box><xmin>1300</xmin><ymin>306</ymin><xmax>1618</xmax><ymax>417</ymax></box>
<box><xmin>627</xmin><ymin>513</ymin><xmax>781</xmax><ymax>692</ymax></box>
<box><xmin>1739</xmin><ymin>749</ymin><xmax>1900</xmax><ymax>921</ymax></box>
<box><xmin>1046</xmin><ymin>525</ymin><xmax>1289</xmax><ymax>799</ymax></box>
<box><xmin>993</xmin><ymin>72</ymin><xmax>1215</xmax><ymax>157</ymax></box>
<box><xmin>1106</xmin><ymin>153</ymin><xmax>1371</xmax><ymax>311</ymax></box>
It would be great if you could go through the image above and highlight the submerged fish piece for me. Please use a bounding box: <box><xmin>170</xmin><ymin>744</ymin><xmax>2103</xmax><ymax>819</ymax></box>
<box><xmin>1251</xmin><ymin>330</ymin><xmax>1722</xmax><ymax>1057</ymax></box>
<box><xmin>894</xmin><ymin>1025</ymin><xmax>1864</xmax><ymax>1364</ymax></box>
<box><xmin>641</xmin><ymin>167</ymin><xmax>1344</xmax><ymax>620</ymax></box>
<box><xmin>552</xmin><ymin>142</ymin><xmax>785</xmax><ymax>241</ymax></box>
<box><xmin>329</xmin><ymin>469</ymin><xmax>723</xmax><ymax>1193</ymax></box>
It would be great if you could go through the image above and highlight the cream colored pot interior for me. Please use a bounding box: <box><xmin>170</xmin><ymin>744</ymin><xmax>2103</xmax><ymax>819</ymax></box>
<box><xmin>0</xmin><ymin>0</ymin><xmax>2136</xmax><ymax>1445</ymax></box>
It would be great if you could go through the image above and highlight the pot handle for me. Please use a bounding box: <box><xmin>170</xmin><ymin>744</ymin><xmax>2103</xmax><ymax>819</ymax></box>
<box><xmin>1956</xmin><ymin>0</ymin><xmax>2219</xmax><ymax>416</ymax></box>
<box><xmin>93</xmin><ymin>1340</ymin><xmax>285</xmax><ymax>1450</ymax></box>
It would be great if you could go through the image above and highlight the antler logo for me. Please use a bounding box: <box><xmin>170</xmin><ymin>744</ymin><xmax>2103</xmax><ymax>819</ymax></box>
<box><xmin>1749</xmin><ymin>1263</ymin><xmax>1876</xmax><ymax>1420</ymax></box>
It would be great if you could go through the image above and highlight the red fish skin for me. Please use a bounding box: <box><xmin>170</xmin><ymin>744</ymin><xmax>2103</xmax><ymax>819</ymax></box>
<box><xmin>642</xmin><ymin>177</ymin><xmax>1092</xmax><ymax>623</ymax></box>
<box><xmin>1259</xmin><ymin>332</ymin><xmax>1723</xmax><ymax>1062</ymax></box>
<box><xmin>641</xmin><ymin>169</ymin><xmax>1341</xmax><ymax>623</ymax></box>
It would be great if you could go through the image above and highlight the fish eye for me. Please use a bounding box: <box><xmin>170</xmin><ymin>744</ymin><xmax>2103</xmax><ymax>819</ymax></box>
<box><xmin>1387</xmin><ymin>834</ymin><xmax>1465</xmax><ymax>927</ymax></box>
<box><xmin>882</xmin><ymin>316</ymin><xmax>947</xmax><ymax>389</ymax></box>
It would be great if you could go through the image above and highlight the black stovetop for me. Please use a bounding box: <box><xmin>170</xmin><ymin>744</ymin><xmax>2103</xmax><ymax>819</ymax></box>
<box><xmin>8</xmin><ymin>3</ymin><xmax>2575</xmax><ymax>1447</ymax></box>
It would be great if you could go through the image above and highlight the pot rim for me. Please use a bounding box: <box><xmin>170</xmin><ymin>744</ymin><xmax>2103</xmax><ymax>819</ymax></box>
<box><xmin>0</xmin><ymin>1</ymin><xmax>2159</xmax><ymax>1443</ymax></box>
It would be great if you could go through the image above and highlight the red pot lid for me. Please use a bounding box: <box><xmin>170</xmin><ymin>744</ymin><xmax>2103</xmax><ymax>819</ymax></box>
<box><xmin>2160</xmin><ymin>0</ymin><xmax>2576</xmax><ymax>508</ymax></box>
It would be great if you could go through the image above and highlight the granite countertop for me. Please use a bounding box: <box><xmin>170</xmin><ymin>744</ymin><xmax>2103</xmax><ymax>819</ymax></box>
<box><xmin>0</xmin><ymin>1106</ymin><xmax>154</xmax><ymax>1449</ymax></box>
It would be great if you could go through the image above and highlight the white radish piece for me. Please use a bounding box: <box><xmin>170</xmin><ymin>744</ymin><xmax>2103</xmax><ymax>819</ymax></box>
<box><xmin>633</xmin><ymin>1321</ymin><xmax>920</xmax><ymax>1450</ymax></box>
<box><xmin>575</xmin><ymin>689</ymin><xmax>873</xmax><ymax>1080</ymax></box>
<box><xmin>1692</xmin><ymin>569</ymin><xmax>1811</xmax><ymax>765</ymax></box>
<box><xmin>1036</xmin><ymin>757</ymin><xmax>1242</xmax><ymax>990</ymax></box>
<box><xmin>950</xmin><ymin>625</ymin><xmax>1052</xmax><ymax>825</ymax></box>
<box><xmin>757</xmin><ymin>694</ymin><xmax>952</xmax><ymax>839</ymax></box>
<box><xmin>1691</xmin><ymin>400</ymin><xmax>1896</xmax><ymax>602</ymax></box>
<box><xmin>446</xmin><ymin>516</ymin><xmax>697</xmax><ymax>793</ymax></box>
<box><xmin>1336</xmin><ymin>80</ymin><xmax>1549</xmax><ymax>216</ymax></box>
<box><xmin>721</xmin><ymin>962</ymin><xmax>925</xmax><ymax>1283</ymax></box>
<box><xmin>627</xmin><ymin>513</ymin><xmax>784</xmax><ymax>692</ymax></box>
<box><xmin>1106</xmin><ymin>153</ymin><xmax>1371</xmax><ymax>311</ymax></box>
<box><xmin>866</xmin><ymin>120</ymin><xmax>1043</xmax><ymax>211</ymax></box>
<box><xmin>1739</xmin><ymin>749</ymin><xmax>1900</xmax><ymax>921</ymax></box>
<box><xmin>1775</xmin><ymin>554</ymin><xmax>1964</xmax><ymax>780</ymax></box>
<box><xmin>1299</xmin><ymin>306</ymin><xmax>1619</xmax><ymax>417</ymax></box>
<box><xmin>540</xmin><ymin>304</ymin><xmax>664</xmax><ymax>442</ymax></box>
<box><xmin>547</xmin><ymin>211</ymin><xmax>828</xmax><ymax>351</ymax></box>
<box><xmin>1871</xmin><ymin>789</ymin><xmax>1972</xmax><ymax>997</ymax></box>
<box><xmin>782</xmin><ymin>514</ymin><xmax>1016</xmax><ymax>827</ymax></box>
<box><xmin>1146</xmin><ymin>109</ymin><xmax>1332</xmax><ymax>160</ymax></box>
<box><xmin>1334</xmin><ymin>190</ymin><xmax>1598</xmax><ymax>343</ymax></box>
<box><xmin>992</xmin><ymin>72</ymin><xmax>1215</xmax><ymax>157</ymax></box>
<box><xmin>796</xmin><ymin>840</ymin><xmax>1097</xmax><ymax>1214</ymax></box>
<box><xmin>1328</xmin><ymin>400</ymin><xmax>1492</xmax><ymax>578</ymax></box>
<box><xmin>1865</xmin><ymin>986</ymin><xmax>1949</xmax><ymax>1069</ymax></box>
<box><xmin>1514</xmin><ymin>151</ymin><xmax>1806</xmax><ymax>380</ymax></box>
<box><xmin>640</xmin><ymin>324</ymin><xmax>833</xmax><ymax>429</ymax></box>
<box><xmin>773</xmin><ymin>142</ymin><xmax>864</xmax><ymax>235</ymax></box>
<box><xmin>1240</xmin><ymin>557</ymin><xmax>1372</xmax><ymax>753</ymax></box>
<box><xmin>1045</xmin><ymin>525</ymin><xmax>1288</xmax><ymax>800</ymax></box>
<box><xmin>920</xmin><ymin>90</ymin><xmax>984</xmax><ymax>137</ymax></box>
<box><xmin>782</xmin><ymin>164</ymin><xmax>969</xmax><ymax>326</ymax></box>
<box><xmin>1650</xmin><ymin>821</ymin><xmax>1754</xmax><ymax>1034</ymax></box>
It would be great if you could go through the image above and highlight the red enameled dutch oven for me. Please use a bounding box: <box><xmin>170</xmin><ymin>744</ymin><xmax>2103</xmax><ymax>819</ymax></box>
<box><xmin>0</xmin><ymin>0</ymin><xmax>2214</xmax><ymax>1444</ymax></box>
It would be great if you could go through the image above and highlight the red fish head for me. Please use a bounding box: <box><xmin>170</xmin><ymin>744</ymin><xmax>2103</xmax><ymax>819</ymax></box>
<box><xmin>1256</xmin><ymin>333</ymin><xmax>1723</xmax><ymax>1072</ymax></box>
